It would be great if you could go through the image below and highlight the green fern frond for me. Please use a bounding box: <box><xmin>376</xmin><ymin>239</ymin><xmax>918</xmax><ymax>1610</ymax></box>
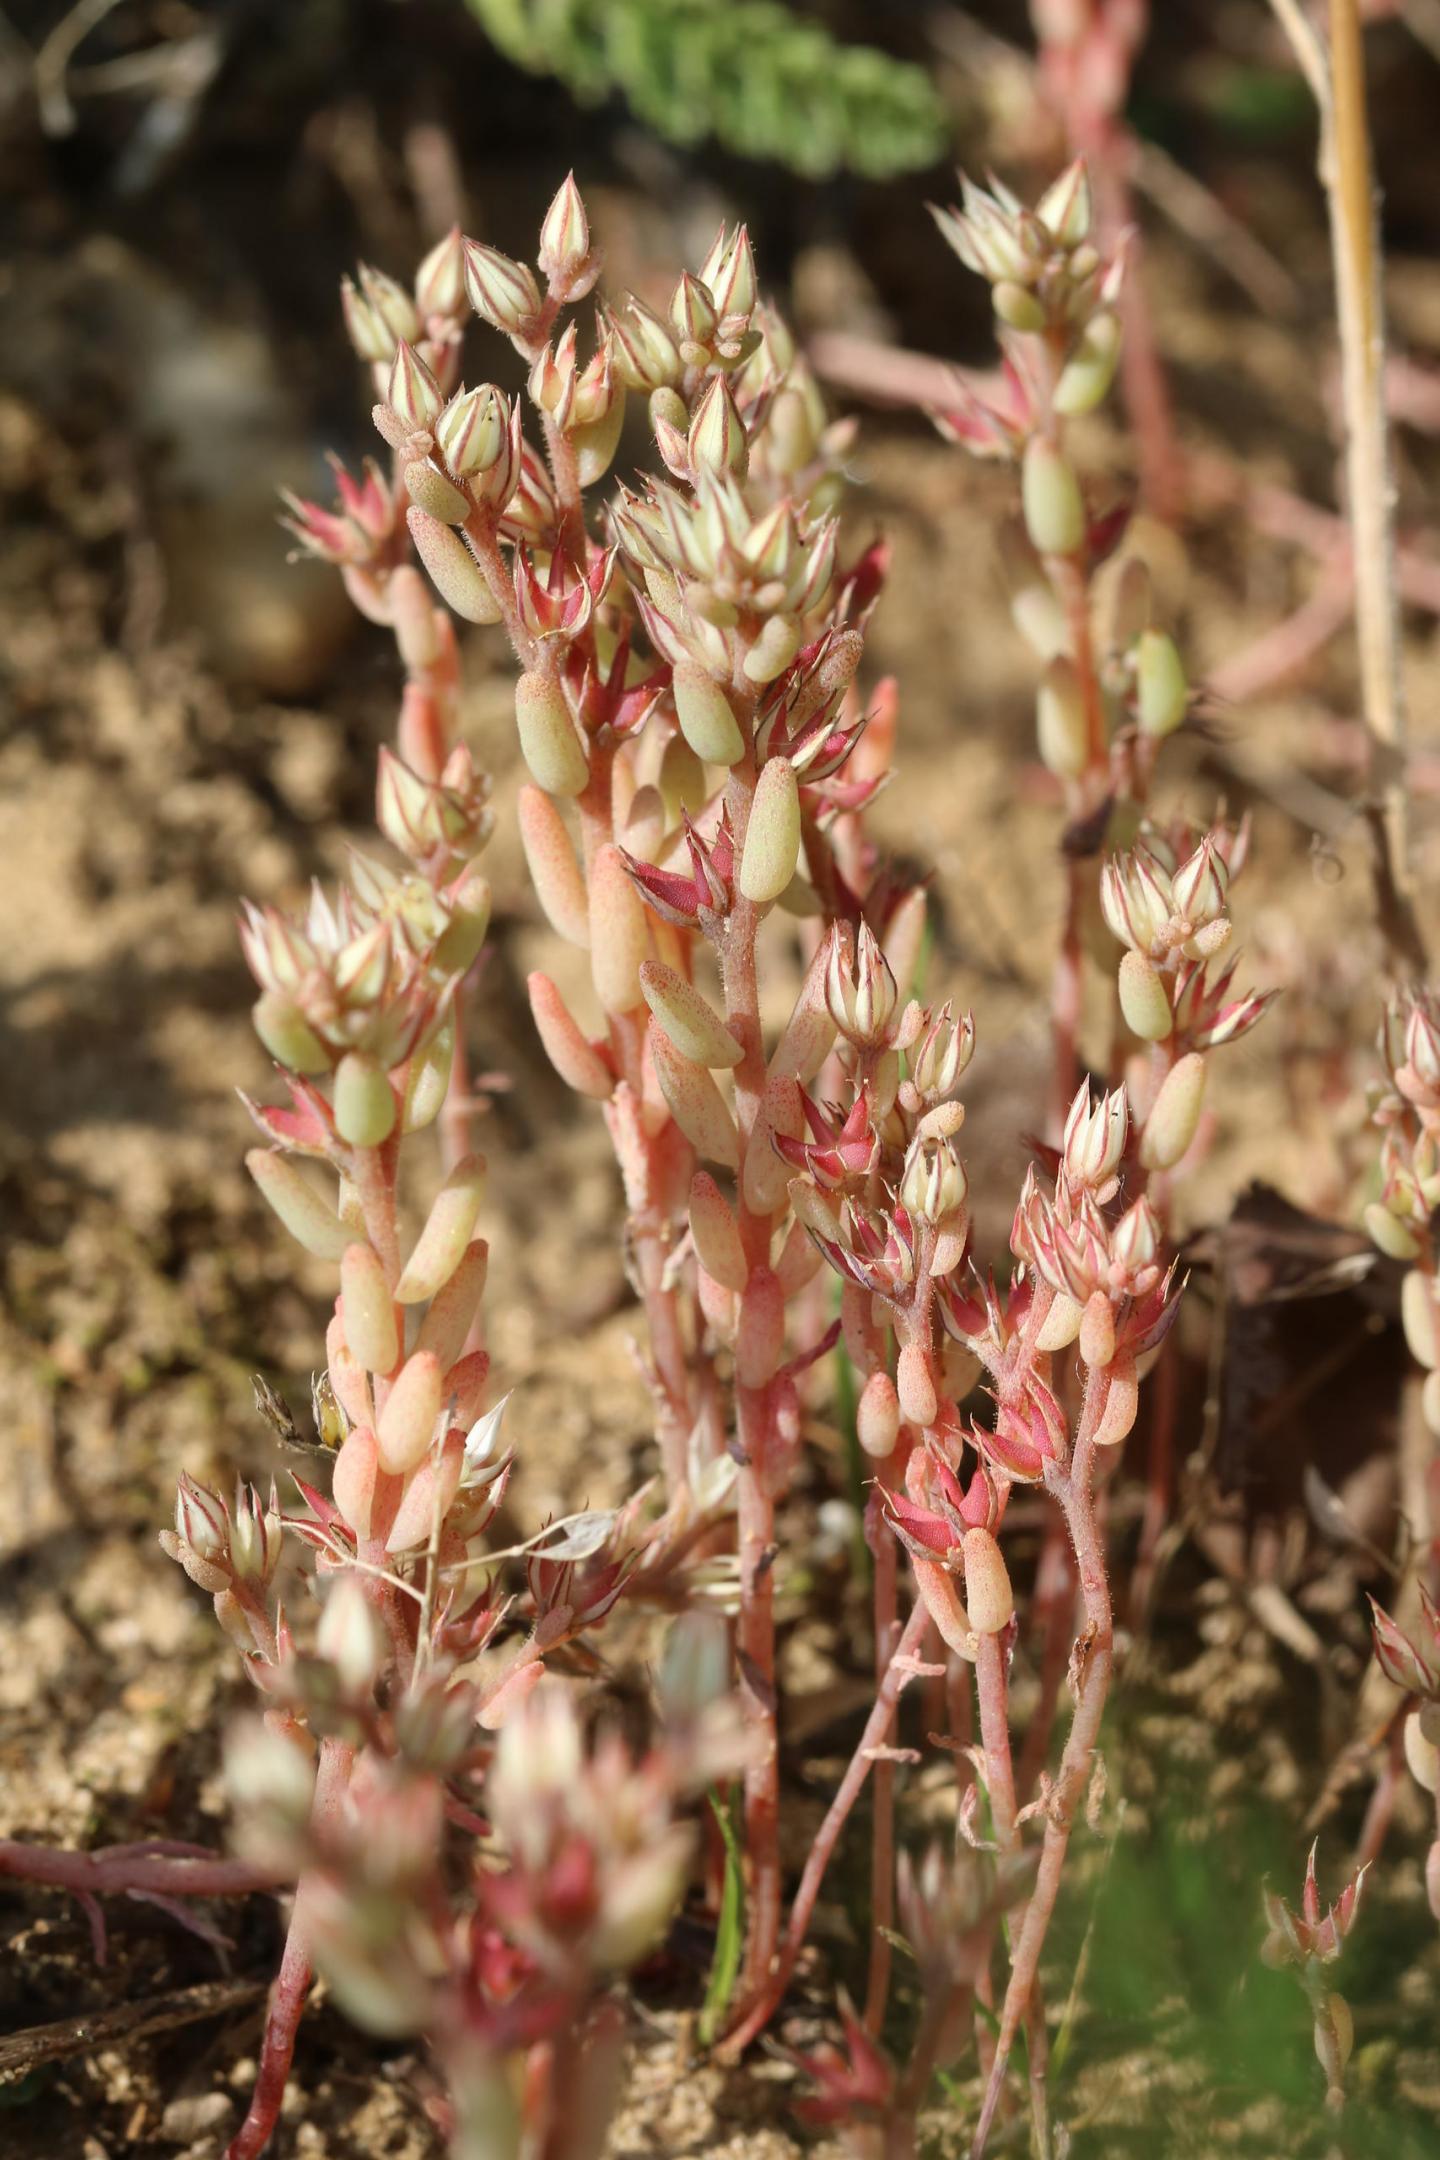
<box><xmin>464</xmin><ymin>0</ymin><xmax>950</xmax><ymax>179</ymax></box>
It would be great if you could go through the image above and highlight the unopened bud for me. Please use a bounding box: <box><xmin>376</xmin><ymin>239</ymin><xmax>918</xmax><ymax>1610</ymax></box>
<box><xmin>387</xmin><ymin>341</ymin><xmax>443</xmax><ymax>430</ymax></box>
<box><xmin>673</xmin><ymin>664</ymin><xmax>745</xmax><ymax>766</ymax></box>
<box><xmin>1118</xmin><ymin>949</ymin><xmax>1173</xmax><ymax>1043</ymax></box>
<box><xmin>962</xmin><ymin>1527</ymin><xmax>1013</xmax><ymax>1633</ymax></box>
<box><xmin>857</xmin><ymin>1371</ymin><xmax>901</xmax><ymax>1460</ymax></box>
<box><xmin>1139</xmin><ymin>1052</ymin><xmax>1205</xmax><ymax>1171</ymax></box>
<box><xmin>436</xmin><ymin>384</ymin><xmax>506</xmax><ymax>479</ymax></box>
<box><xmin>463</xmin><ymin>241</ymin><xmax>542</xmax><ymax>337</ymax></box>
<box><xmin>538</xmin><ymin>172</ymin><xmax>592</xmax><ymax>287</ymax></box>
<box><xmin>739</xmin><ymin>757</ymin><xmax>801</xmax><ymax>904</ymax></box>
<box><xmin>317</xmin><ymin>1577</ymin><xmax>386</xmax><ymax>1698</ymax></box>
<box><xmin>515</xmin><ymin>670</ymin><xmax>589</xmax><ymax>798</ymax></box>
<box><xmin>688</xmin><ymin>375</ymin><xmax>748</xmax><ymax>480</ymax></box>
<box><xmin>1036</xmin><ymin>160</ymin><xmax>1092</xmax><ymax>249</ymax></box>
<box><xmin>1021</xmin><ymin>438</ymin><xmax>1085</xmax><ymax>558</ymax></box>
<box><xmin>334</xmin><ymin>1051</ymin><xmax>397</xmax><ymax>1148</ymax></box>
<box><xmin>414</xmin><ymin>227</ymin><xmax>467</xmax><ymax>319</ymax></box>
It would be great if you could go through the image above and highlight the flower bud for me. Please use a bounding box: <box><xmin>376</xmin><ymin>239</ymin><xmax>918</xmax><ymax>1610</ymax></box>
<box><xmin>415</xmin><ymin>227</ymin><xmax>466</xmax><ymax>319</ymax></box>
<box><xmin>317</xmin><ymin>1577</ymin><xmax>386</xmax><ymax>1698</ymax></box>
<box><xmin>1037</xmin><ymin>159</ymin><xmax>1092</xmax><ymax>248</ymax></box>
<box><xmin>1118</xmin><ymin>949</ymin><xmax>1173</xmax><ymax>1043</ymax></box>
<box><xmin>247</xmin><ymin>1150</ymin><xmax>351</xmax><ymax>1260</ymax></box>
<box><xmin>688</xmin><ymin>375</ymin><xmax>748</xmax><ymax>480</ymax></box>
<box><xmin>641</xmin><ymin>960</ymin><xmax>742</xmax><ymax>1069</ymax></box>
<box><xmin>396</xmin><ymin>1154</ymin><xmax>487</xmax><ymax>1303</ymax></box>
<box><xmin>334</xmin><ymin>1051</ymin><xmax>397</xmax><ymax>1148</ymax></box>
<box><xmin>387</xmin><ymin>341</ymin><xmax>443</xmax><ymax>430</ymax></box>
<box><xmin>900</xmin><ymin>1136</ymin><xmax>968</xmax><ymax>1225</ymax></box>
<box><xmin>1036</xmin><ymin>654</ymin><xmax>1089</xmax><ymax>778</ymax></box>
<box><xmin>673</xmin><ymin>664</ymin><xmax>745</xmax><ymax>766</ymax></box>
<box><xmin>590</xmin><ymin>843</ymin><xmax>650</xmax><ymax>1016</ymax></box>
<box><xmin>740</xmin><ymin>757</ymin><xmax>801</xmax><ymax>904</ymax></box>
<box><xmin>650</xmin><ymin>1028</ymin><xmax>739</xmax><ymax>1168</ymax></box>
<box><xmin>436</xmin><ymin>384</ymin><xmax>506</xmax><ymax>479</ymax></box>
<box><xmin>1021</xmin><ymin>438</ymin><xmax>1085</xmax><ymax>558</ymax></box>
<box><xmin>689</xmin><ymin>1172</ymin><xmax>748</xmax><ymax>1294</ymax></box>
<box><xmin>375</xmin><ymin>1350</ymin><xmax>443</xmax><ymax>1475</ymax></box>
<box><xmin>406</xmin><ymin>510</ymin><xmax>504</xmax><ymax>625</ymax></box>
<box><xmin>527</xmin><ymin>973</ymin><xmax>613</xmax><ymax>1099</ymax></box>
<box><xmin>538</xmin><ymin>172</ymin><xmax>592</xmax><ymax>287</ymax></box>
<box><xmin>463</xmin><ymin>241</ymin><xmax>543</xmax><ymax>337</ymax></box>
<box><xmin>515</xmin><ymin>670</ymin><xmax>589</xmax><ymax>798</ymax></box>
<box><xmin>1139</xmin><ymin>1052</ymin><xmax>1205</xmax><ymax>1171</ymax></box>
<box><xmin>342</xmin><ymin>1242</ymin><xmax>399</xmax><ymax>1374</ymax></box>
<box><xmin>962</xmin><ymin>1527</ymin><xmax>1014</xmax><ymax>1633</ymax></box>
<box><xmin>857</xmin><ymin>1370</ymin><xmax>901</xmax><ymax>1460</ymax></box>
<box><xmin>1135</xmin><ymin>629</ymin><xmax>1188</xmax><ymax>739</ymax></box>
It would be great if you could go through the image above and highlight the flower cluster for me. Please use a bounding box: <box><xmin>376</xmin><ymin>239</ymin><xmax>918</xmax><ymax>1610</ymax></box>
<box><xmin>1365</xmin><ymin>985</ymin><xmax>1440</xmax><ymax>1436</ymax></box>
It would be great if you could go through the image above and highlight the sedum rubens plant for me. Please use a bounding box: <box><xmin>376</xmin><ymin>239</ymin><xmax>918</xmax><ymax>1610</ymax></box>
<box><xmin>1</xmin><ymin>168</ymin><xmax>1281</xmax><ymax>2160</ymax></box>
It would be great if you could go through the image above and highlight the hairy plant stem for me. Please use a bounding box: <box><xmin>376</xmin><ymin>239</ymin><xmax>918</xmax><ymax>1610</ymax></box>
<box><xmin>725</xmin><ymin>1598</ymin><xmax>933</xmax><ymax>2051</ymax></box>
<box><xmin>0</xmin><ymin>1843</ymin><xmax>284</xmax><ymax>1900</ymax></box>
<box><xmin>970</xmin><ymin>1372</ymin><xmax>1114</xmax><ymax>2160</ymax></box>
<box><xmin>716</xmin><ymin>745</ymin><xmax>784</xmax><ymax>1995</ymax></box>
<box><xmin>228</xmin><ymin>1735</ymin><xmax>355</xmax><ymax>2160</ymax></box>
<box><xmin>863</xmin><ymin>1466</ymin><xmax>901</xmax><ymax>2035</ymax></box>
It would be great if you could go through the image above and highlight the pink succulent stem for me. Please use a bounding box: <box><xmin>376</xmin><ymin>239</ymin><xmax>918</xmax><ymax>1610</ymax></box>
<box><xmin>228</xmin><ymin>1735</ymin><xmax>355</xmax><ymax>2160</ymax></box>
<box><xmin>0</xmin><ymin>1842</ymin><xmax>284</xmax><ymax>1901</ymax></box>
<box><xmin>971</xmin><ymin>1372</ymin><xmax>1115</xmax><ymax>2159</ymax></box>
<box><xmin>863</xmin><ymin>1490</ymin><xmax>901</xmax><ymax>2035</ymax></box>
<box><xmin>725</xmin><ymin>1598</ymin><xmax>932</xmax><ymax>2051</ymax></box>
